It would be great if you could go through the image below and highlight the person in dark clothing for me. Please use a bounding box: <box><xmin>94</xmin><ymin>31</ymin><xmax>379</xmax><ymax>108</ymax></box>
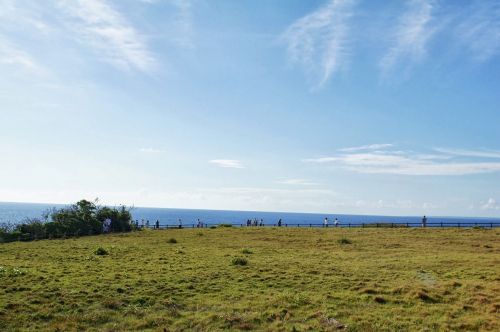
<box><xmin>155</xmin><ymin>220</ymin><xmax>160</xmax><ymax>229</ymax></box>
<box><xmin>277</xmin><ymin>218</ymin><xmax>282</xmax><ymax>227</ymax></box>
<box><xmin>422</xmin><ymin>215</ymin><xmax>427</xmax><ymax>228</ymax></box>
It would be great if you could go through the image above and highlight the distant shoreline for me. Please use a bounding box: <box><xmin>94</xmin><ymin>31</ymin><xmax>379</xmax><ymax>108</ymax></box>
<box><xmin>1</xmin><ymin>200</ymin><xmax>500</xmax><ymax>220</ymax></box>
<box><xmin>1</xmin><ymin>201</ymin><xmax>499</xmax><ymax>225</ymax></box>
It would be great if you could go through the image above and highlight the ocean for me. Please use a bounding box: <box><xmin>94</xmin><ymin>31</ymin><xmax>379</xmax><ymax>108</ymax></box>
<box><xmin>1</xmin><ymin>201</ymin><xmax>499</xmax><ymax>227</ymax></box>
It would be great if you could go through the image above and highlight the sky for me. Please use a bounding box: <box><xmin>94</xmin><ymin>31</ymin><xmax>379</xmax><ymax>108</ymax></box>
<box><xmin>0</xmin><ymin>0</ymin><xmax>499</xmax><ymax>217</ymax></box>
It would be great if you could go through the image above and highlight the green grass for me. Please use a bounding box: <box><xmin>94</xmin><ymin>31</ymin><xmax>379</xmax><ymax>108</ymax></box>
<box><xmin>0</xmin><ymin>227</ymin><xmax>498</xmax><ymax>331</ymax></box>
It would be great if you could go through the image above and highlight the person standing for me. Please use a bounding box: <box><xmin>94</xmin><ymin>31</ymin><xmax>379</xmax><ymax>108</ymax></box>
<box><xmin>178</xmin><ymin>218</ymin><xmax>182</xmax><ymax>229</ymax></box>
<box><xmin>155</xmin><ymin>220</ymin><xmax>160</xmax><ymax>229</ymax></box>
<box><xmin>334</xmin><ymin>218</ymin><xmax>339</xmax><ymax>227</ymax></box>
<box><xmin>278</xmin><ymin>218</ymin><xmax>282</xmax><ymax>227</ymax></box>
<box><xmin>324</xmin><ymin>217</ymin><xmax>329</xmax><ymax>228</ymax></box>
<box><xmin>422</xmin><ymin>215</ymin><xmax>427</xmax><ymax>228</ymax></box>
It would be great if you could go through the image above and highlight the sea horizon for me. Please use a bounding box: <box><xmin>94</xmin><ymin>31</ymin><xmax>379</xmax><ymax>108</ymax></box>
<box><xmin>1</xmin><ymin>200</ymin><xmax>499</xmax><ymax>226</ymax></box>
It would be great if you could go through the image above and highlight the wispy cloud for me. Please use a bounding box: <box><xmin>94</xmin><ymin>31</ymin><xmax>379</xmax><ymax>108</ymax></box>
<box><xmin>481</xmin><ymin>198</ymin><xmax>500</xmax><ymax>211</ymax></box>
<box><xmin>0</xmin><ymin>0</ymin><xmax>53</xmax><ymax>35</ymax></box>
<box><xmin>434</xmin><ymin>147</ymin><xmax>500</xmax><ymax>159</ymax></box>
<box><xmin>455</xmin><ymin>1</ymin><xmax>500</xmax><ymax>62</ymax></box>
<box><xmin>170</xmin><ymin>0</ymin><xmax>195</xmax><ymax>49</ymax></box>
<box><xmin>304</xmin><ymin>146</ymin><xmax>500</xmax><ymax>176</ymax></box>
<box><xmin>283</xmin><ymin>0</ymin><xmax>356</xmax><ymax>88</ymax></box>
<box><xmin>0</xmin><ymin>37</ymin><xmax>46</xmax><ymax>74</ymax></box>
<box><xmin>276</xmin><ymin>179</ymin><xmax>319</xmax><ymax>186</ymax></box>
<box><xmin>340</xmin><ymin>143</ymin><xmax>393</xmax><ymax>152</ymax></box>
<box><xmin>209</xmin><ymin>159</ymin><xmax>244</xmax><ymax>169</ymax></box>
<box><xmin>57</xmin><ymin>0</ymin><xmax>156</xmax><ymax>72</ymax></box>
<box><xmin>139</xmin><ymin>147</ymin><xmax>165</xmax><ymax>153</ymax></box>
<box><xmin>379</xmin><ymin>0</ymin><xmax>436</xmax><ymax>78</ymax></box>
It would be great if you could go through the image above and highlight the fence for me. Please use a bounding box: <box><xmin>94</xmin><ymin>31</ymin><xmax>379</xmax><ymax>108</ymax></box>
<box><xmin>145</xmin><ymin>221</ymin><xmax>500</xmax><ymax>229</ymax></box>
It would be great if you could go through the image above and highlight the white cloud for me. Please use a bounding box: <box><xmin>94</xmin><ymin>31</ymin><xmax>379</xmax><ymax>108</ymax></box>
<box><xmin>57</xmin><ymin>0</ymin><xmax>156</xmax><ymax>72</ymax></box>
<box><xmin>0</xmin><ymin>37</ymin><xmax>46</xmax><ymax>74</ymax></box>
<box><xmin>435</xmin><ymin>147</ymin><xmax>500</xmax><ymax>159</ymax></box>
<box><xmin>339</xmin><ymin>143</ymin><xmax>393</xmax><ymax>152</ymax></box>
<box><xmin>209</xmin><ymin>159</ymin><xmax>244</xmax><ymax>169</ymax></box>
<box><xmin>379</xmin><ymin>0</ymin><xmax>436</xmax><ymax>78</ymax></box>
<box><xmin>302</xmin><ymin>157</ymin><xmax>337</xmax><ymax>164</ymax></box>
<box><xmin>139</xmin><ymin>147</ymin><xmax>164</xmax><ymax>153</ymax></box>
<box><xmin>455</xmin><ymin>1</ymin><xmax>500</xmax><ymax>62</ymax></box>
<box><xmin>283</xmin><ymin>0</ymin><xmax>356</xmax><ymax>88</ymax></box>
<box><xmin>276</xmin><ymin>179</ymin><xmax>319</xmax><ymax>186</ymax></box>
<box><xmin>0</xmin><ymin>0</ymin><xmax>53</xmax><ymax>35</ymax></box>
<box><xmin>304</xmin><ymin>146</ymin><xmax>500</xmax><ymax>176</ymax></box>
<box><xmin>170</xmin><ymin>0</ymin><xmax>195</xmax><ymax>49</ymax></box>
<box><xmin>481</xmin><ymin>198</ymin><xmax>500</xmax><ymax>211</ymax></box>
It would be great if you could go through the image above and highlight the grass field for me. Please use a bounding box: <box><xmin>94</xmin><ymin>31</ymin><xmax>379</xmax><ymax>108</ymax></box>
<box><xmin>0</xmin><ymin>227</ymin><xmax>499</xmax><ymax>331</ymax></box>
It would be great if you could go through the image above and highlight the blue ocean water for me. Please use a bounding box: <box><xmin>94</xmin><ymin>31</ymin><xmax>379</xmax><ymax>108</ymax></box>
<box><xmin>1</xmin><ymin>201</ymin><xmax>499</xmax><ymax>227</ymax></box>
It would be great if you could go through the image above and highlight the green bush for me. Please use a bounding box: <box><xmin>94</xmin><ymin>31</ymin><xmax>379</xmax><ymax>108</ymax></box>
<box><xmin>0</xmin><ymin>199</ymin><xmax>134</xmax><ymax>243</ymax></box>
<box><xmin>241</xmin><ymin>248</ymin><xmax>253</xmax><ymax>254</ymax></box>
<box><xmin>337</xmin><ymin>238</ymin><xmax>352</xmax><ymax>245</ymax></box>
<box><xmin>96</xmin><ymin>206</ymin><xmax>132</xmax><ymax>233</ymax></box>
<box><xmin>16</xmin><ymin>219</ymin><xmax>46</xmax><ymax>240</ymax></box>
<box><xmin>167</xmin><ymin>238</ymin><xmax>178</xmax><ymax>244</ymax></box>
<box><xmin>231</xmin><ymin>257</ymin><xmax>248</xmax><ymax>266</ymax></box>
<box><xmin>94</xmin><ymin>247</ymin><xmax>109</xmax><ymax>256</ymax></box>
<box><xmin>218</xmin><ymin>224</ymin><xmax>233</xmax><ymax>228</ymax></box>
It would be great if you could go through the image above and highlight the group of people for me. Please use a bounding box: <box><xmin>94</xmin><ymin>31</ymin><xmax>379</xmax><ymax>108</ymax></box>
<box><xmin>196</xmin><ymin>219</ymin><xmax>205</xmax><ymax>228</ymax></box>
<box><xmin>134</xmin><ymin>219</ymin><xmax>161</xmax><ymax>229</ymax></box>
<box><xmin>131</xmin><ymin>215</ymin><xmax>430</xmax><ymax>229</ymax></box>
<box><xmin>323</xmin><ymin>217</ymin><xmax>340</xmax><ymax>227</ymax></box>
<box><xmin>246</xmin><ymin>219</ymin><xmax>264</xmax><ymax>226</ymax></box>
<box><xmin>133</xmin><ymin>218</ymin><xmax>207</xmax><ymax>229</ymax></box>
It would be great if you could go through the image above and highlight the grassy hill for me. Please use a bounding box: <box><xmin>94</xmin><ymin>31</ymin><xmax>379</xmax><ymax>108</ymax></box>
<box><xmin>0</xmin><ymin>227</ymin><xmax>498</xmax><ymax>331</ymax></box>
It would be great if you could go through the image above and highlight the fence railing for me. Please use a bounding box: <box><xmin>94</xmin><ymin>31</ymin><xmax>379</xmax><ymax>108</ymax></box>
<box><xmin>142</xmin><ymin>221</ymin><xmax>500</xmax><ymax>229</ymax></box>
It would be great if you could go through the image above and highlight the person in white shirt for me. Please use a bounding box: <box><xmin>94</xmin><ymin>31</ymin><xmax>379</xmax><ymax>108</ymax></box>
<box><xmin>323</xmin><ymin>217</ymin><xmax>329</xmax><ymax>227</ymax></box>
<box><xmin>334</xmin><ymin>218</ymin><xmax>339</xmax><ymax>227</ymax></box>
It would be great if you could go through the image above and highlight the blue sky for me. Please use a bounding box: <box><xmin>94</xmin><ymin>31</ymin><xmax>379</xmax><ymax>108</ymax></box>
<box><xmin>0</xmin><ymin>0</ymin><xmax>499</xmax><ymax>217</ymax></box>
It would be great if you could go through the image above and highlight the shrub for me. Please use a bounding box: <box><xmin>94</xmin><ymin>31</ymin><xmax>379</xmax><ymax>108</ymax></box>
<box><xmin>209</xmin><ymin>226</ymin><xmax>217</xmax><ymax>229</ymax></box>
<box><xmin>231</xmin><ymin>257</ymin><xmax>248</xmax><ymax>266</ymax></box>
<box><xmin>218</xmin><ymin>224</ymin><xmax>233</xmax><ymax>228</ymax></box>
<box><xmin>0</xmin><ymin>224</ymin><xmax>20</xmax><ymax>243</ymax></box>
<box><xmin>241</xmin><ymin>248</ymin><xmax>253</xmax><ymax>254</ymax></box>
<box><xmin>337</xmin><ymin>238</ymin><xmax>352</xmax><ymax>245</ymax></box>
<box><xmin>94</xmin><ymin>247</ymin><xmax>109</xmax><ymax>256</ymax></box>
<box><xmin>96</xmin><ymin>205</ymin><xmax>132</xmax><ymax>233</ymax></box>
<box><xmin>15</xmin><ymin>219</ymin><xmax>47</xmax><ymax>240</ymax></box>
<box><xmin>167</xmin><ymin>238</ymin><xmax>178</xmax><ymax>244</ymax></box>
<box><xmin>0</xmin><ymin>199</ymin><xmax>134</xmax><ymax>242</ymax></box>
